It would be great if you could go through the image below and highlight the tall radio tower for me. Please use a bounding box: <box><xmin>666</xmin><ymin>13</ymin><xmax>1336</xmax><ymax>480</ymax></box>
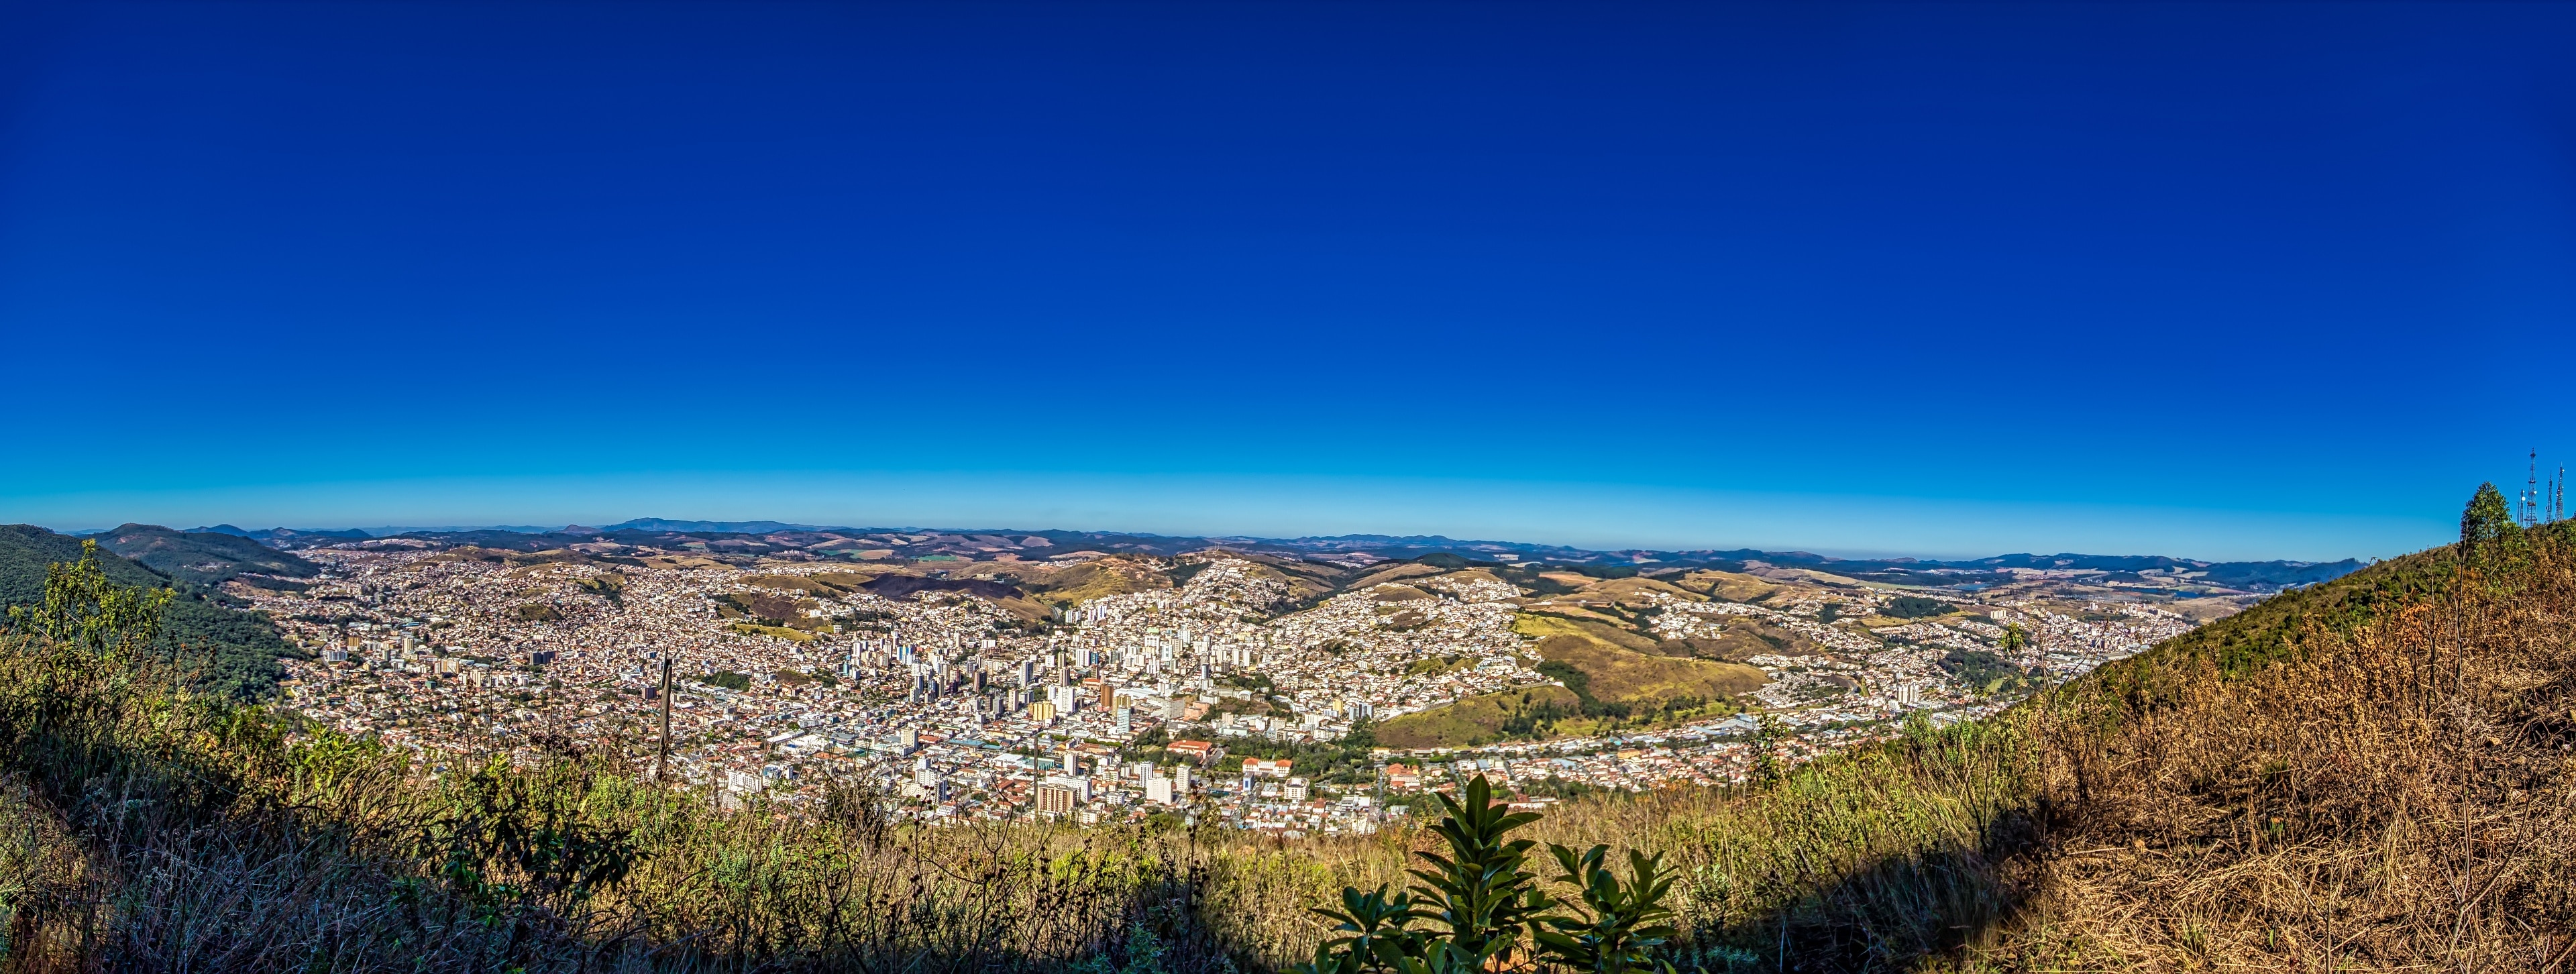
<box><xmin>2525</xmin><ymin>450</ymin><xmax>2540</xmax><ymax>527</ymax></box>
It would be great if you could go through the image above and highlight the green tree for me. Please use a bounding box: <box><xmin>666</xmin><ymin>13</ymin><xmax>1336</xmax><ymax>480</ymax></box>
<box><xmin>1749</xmin><ymin>713</ymin><xmax>1788</xmax><ymax>785</ymax></box>
<box><xmin>4</xmin><ymin>539</ymin><xmax>172</xmax><ymax>659</ymax></box>
<box><xmin>2459</xmin><ymin>482</ymin><xmax>2520</xmax><ymax>563</ymax></box>
<box><xmin>1998</xmin><ymin>623</ymin><xmax>2030</xmax><ymax>654</ymax></box>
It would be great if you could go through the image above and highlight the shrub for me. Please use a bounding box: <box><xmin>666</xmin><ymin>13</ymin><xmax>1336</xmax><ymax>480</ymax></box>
<box><xmin>1292</xmin><ymin>776</ymin><xmax>1680</xmax><ymax>974</ymax></box>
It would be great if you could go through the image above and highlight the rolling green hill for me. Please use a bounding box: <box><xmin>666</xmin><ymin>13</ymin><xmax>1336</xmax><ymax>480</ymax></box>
<box><xmin>1</xmin><ymin>525</ymin><xmax>298</xmax><ymax>698</ymax></box>
<box><xmin>1374</xmin><ymin>684</ymin><xmax>1586</xmax><ymax>749</ymax></box>
<box><xmin>95</xmin><ymin>523</ymin><xmax>321</xmax><ymax>587</ymax></box>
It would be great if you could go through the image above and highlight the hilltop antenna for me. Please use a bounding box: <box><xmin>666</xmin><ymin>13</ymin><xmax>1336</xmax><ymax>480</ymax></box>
<box><xmin>2526</xmin><ymin>449</ymin><xmax>2541</xmax><ymax>527</ymax></box>
<box><xmin>2553</xmin><ymin>464</ymin><xmax>2565</xmax><ymax>524</ymax></box>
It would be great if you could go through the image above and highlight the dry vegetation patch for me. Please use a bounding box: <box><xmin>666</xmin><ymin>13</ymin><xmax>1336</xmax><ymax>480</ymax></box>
<box><xmin>1350</xmin><ymin>563</ymin><xmax>1448</xmax><ymax>590</ymax></box>
<box><xmin>1373</xmin><ymin>685</ymin><xmax>1585</xmax><ymax>749</ymax></box>
<box><xmin>1368</xmin><ymin>584</ymin><xmax>1436</xmax><ymax>602</ymax></box>
<box><xmin>1533</xmin><ymin>634</ymin><xmax>1768</xmax><ymax>702</ymax></box>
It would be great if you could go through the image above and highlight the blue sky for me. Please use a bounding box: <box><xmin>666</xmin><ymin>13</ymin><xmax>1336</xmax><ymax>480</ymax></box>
<box><xmin>3</xmin><ymin>1</ymin><xmax>2572</xmax><ymax>561</ymax></box>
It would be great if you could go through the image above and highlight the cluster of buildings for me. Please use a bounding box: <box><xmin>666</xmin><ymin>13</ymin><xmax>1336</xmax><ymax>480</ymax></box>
<box><xmin>256</xmin><ymin>543</ymin><xmax>2206</xmax><ymax>834</ymax></box>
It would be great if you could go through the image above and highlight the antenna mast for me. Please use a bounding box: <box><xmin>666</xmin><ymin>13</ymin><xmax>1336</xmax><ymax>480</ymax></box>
<box><xmin>2526</xmin><ymin>450</ymin><xmax>2540</xmax><ymax>527</ymax></box>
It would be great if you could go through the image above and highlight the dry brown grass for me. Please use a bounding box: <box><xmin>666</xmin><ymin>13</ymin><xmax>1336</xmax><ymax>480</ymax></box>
<box><xmin>1964</xmin><ymin>541</ymin><xmax>2576</xmax><ymax>971</ymax></box>
<box><xmin>1532</xmin><ymin>635</ymin><xmax>1766</xmax><ymax>702</ymax></box>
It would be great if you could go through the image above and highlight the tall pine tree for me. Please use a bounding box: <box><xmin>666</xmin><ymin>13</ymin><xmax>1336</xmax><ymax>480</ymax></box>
<box><xmin>2459</xmin><ymin>482</ymin><xmax>2519</xmax><ymax>563</ymax></box>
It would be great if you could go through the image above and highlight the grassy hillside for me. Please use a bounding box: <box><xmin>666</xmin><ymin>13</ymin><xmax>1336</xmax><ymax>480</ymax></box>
<box><xmin>1375</xmin><ymin>684</ymin><xmax>1586</xmax><ymax>749</ymax></box>
<box><xmin>1515</xmin><ymin>614</ymin><xmax>1768</xmax><ymax>700</ymax></box>
<box><xmin>1014</xmin><ymin>556</ymin><xmax>1174</xmax><ymax>604</ymax></box>
<box><xmin>1375</xmin><ymin>614</ymin><xmax>1766</xmax><ymax>747</ymax></box>
<box><xmin>1</xmin><ymin>525</ymin><xmax>296</xmax><ymax>698</ymax></box>
<box><xmin>93</xmin><ymin>522</ymin><xmax>321</xmax><ymax>586</ymax></box>
<box><xmin>1674</xmin><ymin>568</ymin><xmax>1782</xmax><ymax>602</ymax></box>
<box><xmin>1650</xmin><ymin>506</ymin><xmax>2567</xmax><ymax>969</ymax></box>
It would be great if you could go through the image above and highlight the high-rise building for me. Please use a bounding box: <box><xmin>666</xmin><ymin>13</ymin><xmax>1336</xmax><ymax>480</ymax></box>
<box><xmin>1037</xmin><ymin>774</ymin><xmax>1091</xmax><ymax>814</ymax></box>
<box><xmin>1036</xmin><ymin>783</ymin><xmax>1077</xmax><ymax>816</ymax></box>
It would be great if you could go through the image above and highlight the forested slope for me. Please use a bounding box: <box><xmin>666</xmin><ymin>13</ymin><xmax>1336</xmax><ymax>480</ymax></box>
<box><xmin>0</xmin><ymin>525</ymin><xmax>298</xmax><ymax>697</ymax></box>
<box><xmin>95</xmin><ymin>522</ymin><xmax>321</xmax><ymax>586</ymax></box>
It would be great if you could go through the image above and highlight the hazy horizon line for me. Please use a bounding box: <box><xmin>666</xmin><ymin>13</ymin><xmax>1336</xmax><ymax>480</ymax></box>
<box><xmin>32</xmin><ymin>517</ymin><xmax>2382</xmax><ymax>567</ymax></box>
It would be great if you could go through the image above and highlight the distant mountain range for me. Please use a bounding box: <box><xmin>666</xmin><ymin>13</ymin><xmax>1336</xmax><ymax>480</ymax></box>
<box><xmin>189</xmin><ymin>525</ymin><xmax>374</xmax><ymax>541</ymax></box>
<box><xmin>163</xmin><ymin>515</ymin><xmax>2361</xmax><ymax>594</ymax></box>
<box><xmin>596</xmin><ymin>519</ymin><xmax>837</xmax><ymax>533</ymax></box>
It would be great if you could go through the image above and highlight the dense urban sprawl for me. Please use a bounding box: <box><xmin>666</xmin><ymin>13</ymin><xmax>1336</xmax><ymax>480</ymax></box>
<box><xmin>254</xmin><ymin>539</ymin><xmax>2213</xmax><ymax>836</ymax></box>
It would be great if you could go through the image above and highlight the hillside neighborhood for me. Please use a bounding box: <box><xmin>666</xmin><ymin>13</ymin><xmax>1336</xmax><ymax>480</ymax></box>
<box><xmin>217</xmin><ymin>523</ymin><xmax>2241</xmax><ymax>834</ymax></box>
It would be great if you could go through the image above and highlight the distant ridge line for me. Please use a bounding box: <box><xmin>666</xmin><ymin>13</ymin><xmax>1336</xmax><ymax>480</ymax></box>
<box><xmin>86</xmin><ymin>515</ymin><xmax>2368</xmax><ymax>594</ymax></box>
